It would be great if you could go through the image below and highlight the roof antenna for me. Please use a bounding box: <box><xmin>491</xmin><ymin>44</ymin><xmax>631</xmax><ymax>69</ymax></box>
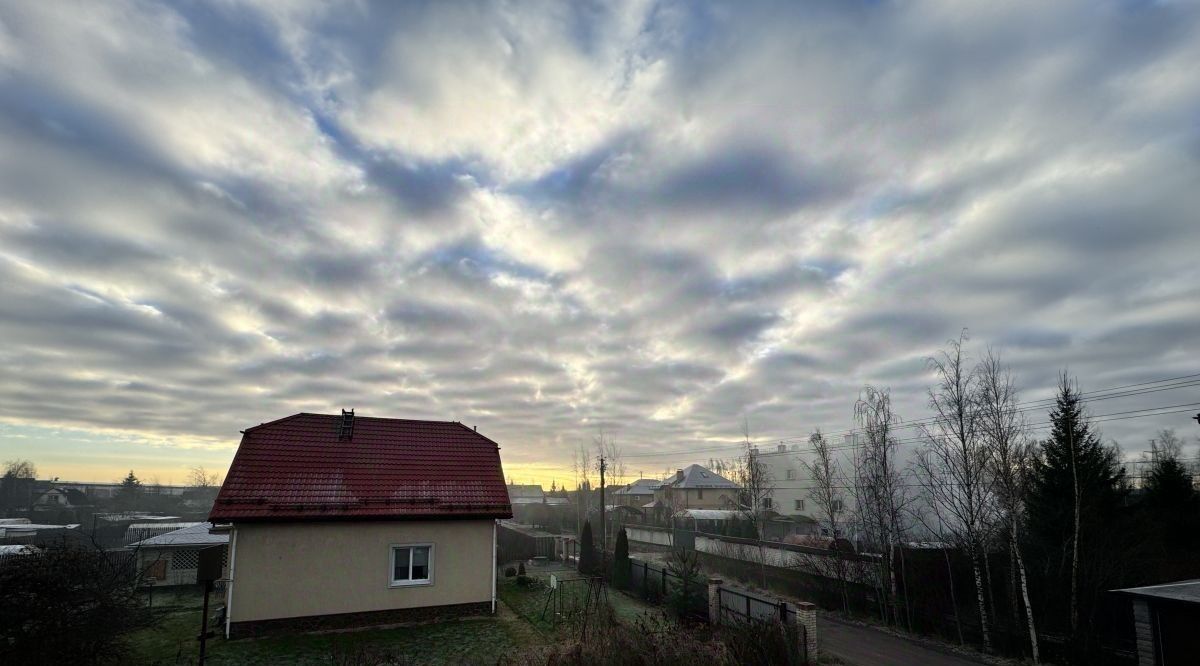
<box><xmin>339</xmin><ymin>409</ymin><xmax>355</xmax><ymax>441</ymax></box>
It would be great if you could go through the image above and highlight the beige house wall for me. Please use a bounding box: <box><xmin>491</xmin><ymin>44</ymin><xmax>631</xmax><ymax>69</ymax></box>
<box><xmin>654</xmin><ymin>487</ymin><xmax>739</xmax><ymax>510</ymax></box>
<box><xmin>228</xmin><ymin>519</ymin><xmax>494</xmax><ymax>623</ymax></box>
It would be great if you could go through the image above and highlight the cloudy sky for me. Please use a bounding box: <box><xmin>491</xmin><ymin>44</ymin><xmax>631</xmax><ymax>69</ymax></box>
<box><xmin>1</xmin><ymin>0</ymin><xmax>1199</xmax><ymax>487</ymax></box>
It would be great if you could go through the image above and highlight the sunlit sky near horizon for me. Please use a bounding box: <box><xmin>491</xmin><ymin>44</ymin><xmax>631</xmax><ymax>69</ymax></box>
<box><xmin>2</xmin><ymin>1</ymin><xmax>1199</xmax><ymax>489</ymax></box>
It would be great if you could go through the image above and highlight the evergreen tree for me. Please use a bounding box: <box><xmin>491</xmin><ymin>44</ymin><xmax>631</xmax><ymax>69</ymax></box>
<box><xmin>578</xmin><ymin>520</ymin><xmax>597</xmax><ymax>575</ymax></box>
<box><xmin>1144</xmin><ymin>454</ymin><xmax>1200</xmax><ymax>554</ymax></box>
<box><xmin>1025</xmin><ymin>373</ymin><xmax>1125</xmax><ymax>652</ymax></box>
<box><xmin>613</xmin><ymin>527</ymin><xmax>631</xmax><ymax>589</ymax></box>
<box><xmin>114</xmin><ymin>470</ymin><xmax>142</xmax><ymax>511</ymax></box>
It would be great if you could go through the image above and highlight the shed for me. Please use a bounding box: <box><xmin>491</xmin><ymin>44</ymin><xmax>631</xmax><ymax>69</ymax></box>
<box><xmin>127</xmin><ymin>522</ymin><xmax>228</xmax><ymax>586</ymax></box>
<box><xmin>1113</xmin><ymin>579</ymin><xmax>1200</xmax><ymax>666</ymax></box>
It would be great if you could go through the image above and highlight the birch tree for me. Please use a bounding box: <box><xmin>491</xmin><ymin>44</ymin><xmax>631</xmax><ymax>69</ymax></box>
<box><xmin>977</xmin><ymin>348</ymin><xmax>1039</xmax><ymax>662</ymax></box>
<box><xmin>854</xmin><ymin>386</ymin><xmax>908</xmax><ymax>626</ymax></box>
<box><xmin>917</xmin><ymin>333</ymin><xmax>996</xmax><ymax>653</ymax></box>
<box><xmin>734</xmin><ymin>417</ymin><xmax>773</xmax><ymax>586</ymax></box>
<box><xmin>802</xmin><ymin>428</ymin><xmax>850</xmax><ymax>615</ymax></box>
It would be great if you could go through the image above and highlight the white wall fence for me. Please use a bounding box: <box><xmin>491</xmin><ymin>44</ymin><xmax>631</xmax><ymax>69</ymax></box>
<box><xmin>625</xmin><ymin>525</ymin><xmax>879</xmax><ymax>587</ymax></box>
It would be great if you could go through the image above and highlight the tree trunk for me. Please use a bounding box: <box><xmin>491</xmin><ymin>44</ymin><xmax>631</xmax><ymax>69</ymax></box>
<box><xmin>1013</xmin><ymin>526</ymin><xmax>1040</xmax><ymax>663</ymax></box>
<box><xmin>1069</xmin><ymin>431</ymin><xmax>1081</xmax><ymax>637</ymax></box>
<box><xmin>943</xmin><ymin>546</ymin><xmax>964</xmax><ymax>646</ymax></box>
<box><xmin>983</xmin><ymin>548</ymin><xmax>997</xmax><ymax>638</ymax></box>
<box><xmin>897</xmin><ymin>544</ymin><xmax>914</xmax><ymax>632</ymax></box>
<box><xmin>971</xmin><ymin>551</ymin><xmax>992</xmax><ymax>653</ymax></box>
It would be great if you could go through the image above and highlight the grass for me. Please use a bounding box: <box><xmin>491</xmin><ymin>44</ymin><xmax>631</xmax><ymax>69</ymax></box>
<box><xmin>127</xmin><ymin>586</ymin><xmax>544</xmax><ymax>665</ymax></box>
<box><xmin>496</xmin><ymin>564</ymin><xmax>663</xmax><ymax>634</ymax></box>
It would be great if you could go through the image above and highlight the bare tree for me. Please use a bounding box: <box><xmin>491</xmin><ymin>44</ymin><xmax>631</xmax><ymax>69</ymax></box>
<box><xmin>854</xmin><ymin>386</ymin><xmax>909</xmax><ymax>626</ymax></box>
<box><xmin>187</xmin><ymin>466</ymin><xmax>220</xmax><ymax>488</ymax></box>
<box><xmin>909</xmin><ymin>465</ymin><xmax>966</xmax><ymax>646</ymax></box>
<box><xmin>802</xmin><ymin>428</ymin><xmax>850</xmax><ymax>615</ymax></box>
<box><xmin>977</xmin><ymin>348</ymin><xmax>1039</xmax><ymax>662</ymax></box>
<box><xmin>917</xmin><ymin>333</ymin><xmax>996</xmax><ymax>652</ymax></box>
<box><xmin>572</xmin><ymin>442</ymin><xmax>593</xmax><ymax>535</ymax></box>
<box><xmin>3</xmin><ymin>460</ymin><xmax>37</xmax><ymax>479</ymax></box>
<box><xmin>734</xmin><ymin>417</ymin><xmax>773</xmax><ymax>586</ymax></box>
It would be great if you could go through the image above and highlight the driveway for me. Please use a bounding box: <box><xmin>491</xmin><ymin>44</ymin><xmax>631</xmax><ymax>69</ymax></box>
<box><xmin>818</xmin><ymin>615</ymin><xmax>987</xmax><ymax>666</ymax></box>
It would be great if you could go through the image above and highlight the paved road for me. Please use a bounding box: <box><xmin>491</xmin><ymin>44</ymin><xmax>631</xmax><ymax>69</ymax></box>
<box><xmin>818</xmin><ymin>615</ymin><xmax>986</xmax><ymax>666</ymax></box>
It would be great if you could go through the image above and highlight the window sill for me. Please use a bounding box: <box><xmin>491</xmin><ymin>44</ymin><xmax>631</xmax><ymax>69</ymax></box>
<box><xmin>389</xmin><ymin>579</ymin><xmax>433</xmax><ymax>588</ymax></box>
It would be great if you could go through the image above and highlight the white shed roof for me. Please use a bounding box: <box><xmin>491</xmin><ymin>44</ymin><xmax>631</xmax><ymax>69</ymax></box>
<box><xmin>128</xmin><ymin>522</ymin><xmax>228</xmax><ymax>549</ymax></box>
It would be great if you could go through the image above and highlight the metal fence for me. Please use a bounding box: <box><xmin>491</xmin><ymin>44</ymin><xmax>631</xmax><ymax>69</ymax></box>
<box><xmin>717</xmin><ymin>585</ymin><xmax>789</xmax><ymax>624</ymax></box>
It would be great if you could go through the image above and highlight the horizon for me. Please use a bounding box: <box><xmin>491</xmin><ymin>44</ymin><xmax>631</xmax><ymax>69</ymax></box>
<box><xmin>2</xmin><ymin>1</ymin><xmax>1200</xmax><ymax>489</ymax></box>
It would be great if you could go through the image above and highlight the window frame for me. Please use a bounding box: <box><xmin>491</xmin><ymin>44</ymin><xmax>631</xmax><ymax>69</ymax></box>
<box><xmin>794</xmin><ymin>499</ymin><xmax>805</xmax><ymax>512</ymax></box>
<box><xmin>389</xmin><ymin>543</ymin><xmax>434</xmax><ymax>588</ymax></box>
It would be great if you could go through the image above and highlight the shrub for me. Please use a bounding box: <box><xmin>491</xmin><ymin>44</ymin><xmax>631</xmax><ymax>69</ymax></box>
<box><xmin>516</xmin><ymin>575</ymin><xmax>532</xmax><ymax>587</ymax></box>
<box><xmin>504</xmin><ymin>566</ymin><xmax>517</xmax><ymax>577</ymax></box>
<box><xmin>0</xmin><ymin>541</ymin><xmax>154</xmax><ymax>663</ymax></box>
<box><xmin>518</xmin><ymin>561</ymin><xmax>526</xmax><ymax>576</ymax></box>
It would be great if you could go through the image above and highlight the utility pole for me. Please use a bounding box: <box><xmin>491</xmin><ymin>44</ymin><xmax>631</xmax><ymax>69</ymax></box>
<box><xmin>599</xmin><ymin>455</ymin><xmax>606</xmax><ymax>568</ymax></box>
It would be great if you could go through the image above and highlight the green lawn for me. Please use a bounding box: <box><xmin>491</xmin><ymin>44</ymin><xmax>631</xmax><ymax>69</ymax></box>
<box><xmin>496</xmin><ymin>565</ymin><xmax>664</xmax><ymax>633</ymax></box>
<box><xmin>127</xmin><ymin>586</ymin><xmax>545</xmax><ymax>665</ymax></box>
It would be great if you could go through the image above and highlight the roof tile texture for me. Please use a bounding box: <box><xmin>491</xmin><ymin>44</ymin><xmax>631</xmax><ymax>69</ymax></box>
<box><xmin>209</xmin><ymin>414</ymin><xmax>512</xmax><ymax>522</ymax></box>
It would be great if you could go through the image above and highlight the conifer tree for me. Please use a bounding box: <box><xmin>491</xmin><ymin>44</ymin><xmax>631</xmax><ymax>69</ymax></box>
<box><xmin>578</xmin><ymin>520</ymin><xmax>597</xmax><ymax>575</ymax></box>
<box><xmin>613</xmin><ymin>527</ymin><xmax>631</xmax><ymax>588</ymax></box>
<box><xmin>1025</xmin><ymin>373</ymin><xmax>1124</xmax><ymax>646</ymax></box>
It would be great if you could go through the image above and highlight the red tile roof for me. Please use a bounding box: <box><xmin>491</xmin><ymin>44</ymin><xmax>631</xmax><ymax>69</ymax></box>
<box><xmin>209</xmin><ymin>413</ymin><xmax>512</xmax><ymax>523</ymax></box>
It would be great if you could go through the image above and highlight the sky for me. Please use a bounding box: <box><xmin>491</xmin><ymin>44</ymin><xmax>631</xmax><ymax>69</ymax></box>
<box><xmin>1</xmin><ymin>0</ymin><xmax>1199</xmax><ymax>489</ymax></box>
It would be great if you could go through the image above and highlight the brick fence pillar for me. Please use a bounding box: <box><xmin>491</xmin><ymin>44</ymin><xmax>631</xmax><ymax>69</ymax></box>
<box><xmin>707</xmin><ymin>577</ymin><xmax>723</xmax><ymax>625</ymax></box>
<box><xmin>795</xmin><ymin>601</ymin><xmax>817</xmax><ymax>662</ymax></box>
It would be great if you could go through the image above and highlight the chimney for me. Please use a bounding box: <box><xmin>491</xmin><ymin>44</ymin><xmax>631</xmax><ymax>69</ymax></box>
<box><xmin>676</xmin><ymin>469</ymin><xmax>684</xmax><ymax>482</ymax></box>
<box><xmin>338</xmin><ymin>409</ymin><xmax>355</xmax><ymax>441</ymax></box>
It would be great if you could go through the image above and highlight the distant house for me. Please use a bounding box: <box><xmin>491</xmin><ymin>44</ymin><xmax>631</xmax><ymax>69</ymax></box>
<box><xmin>128</xmin><ymin>522</ymin><xmax>228</xmax><ymax>586</ymax></box>
<box><xmin>653</xmin><ymin>464</ymin><xmax>740</xmax><ymax>511</ymax></box>
<box><xmin>209</xmin><ymin>412</ymin><xmax>512</xmax><ymax>638</ymax></box>
<box><xmin>507</xmin><ymin>484</ymin><xmax>545</xmax><ymax>504</ymax></box>
<box><xmin>1114</xmin><ymin>579</ymin><xmax>1200</xmax><ymax>666</ymax></box>
<box><xmin>612</xmin><ymin>478</ymin><xmax>660</xmax><ymax>507</ymax></box>
<box><xmin>32</xmin><ymin>487</ymin><xmax>91</xmax><ymax>512</ymax></box>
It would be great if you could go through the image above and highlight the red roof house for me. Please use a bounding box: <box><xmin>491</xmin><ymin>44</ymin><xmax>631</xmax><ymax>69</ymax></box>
<box><xmin>210</xmin><ymin>412</ymin><xmax>512</xmax><ymax>638</ymax></box>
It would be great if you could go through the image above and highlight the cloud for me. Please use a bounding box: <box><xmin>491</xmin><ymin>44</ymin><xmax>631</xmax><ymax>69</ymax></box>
<box><xmin>1</xmin><ymin>0</ymin><xmax>1199</xmax><ymax>481</ymax></box>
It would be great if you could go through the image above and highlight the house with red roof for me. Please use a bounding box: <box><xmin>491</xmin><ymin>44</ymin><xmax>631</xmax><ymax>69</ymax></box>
<box><xmin>209</xmin><ymin>411</ymin><xmax>512</xmax><ymax>638</ymax></box>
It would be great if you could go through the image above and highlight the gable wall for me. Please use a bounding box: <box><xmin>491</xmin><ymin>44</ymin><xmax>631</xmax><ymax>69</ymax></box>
<box><xmin>228</xmin><ymin>519</ymin><xmax>493</xmax><ymax>623</ymax></box>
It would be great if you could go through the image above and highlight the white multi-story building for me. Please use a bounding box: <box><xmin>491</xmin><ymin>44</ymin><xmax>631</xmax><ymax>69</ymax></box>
<box><xmin>751</xmin><ymin>433</ymin><xmax>860</xmax><ymax>536</ymax></box>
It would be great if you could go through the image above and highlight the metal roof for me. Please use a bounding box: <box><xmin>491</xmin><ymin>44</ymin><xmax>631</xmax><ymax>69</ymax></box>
<box><xmin>613</xmin><ymin>478</ymin><xmax>661</xmax><ymax>495</ymax></box>
<box><xmin>1113</xmin><ymin>579</ymin><xmax>1200</xmax><ymax>604</ymax></box>
<box><xmin>662</xmin><ymin>464</ymin><xmax>739</xmax><ymax>489</ymax></box>
<box><xmin>127</xmin><ymin>522</ymin><xmax>229</xmax><ymax>549</ymax></box>
<box><xmin>210</xmin><ymin>413</ymin><xmax>512</xmax><ymax>522</ymax></box>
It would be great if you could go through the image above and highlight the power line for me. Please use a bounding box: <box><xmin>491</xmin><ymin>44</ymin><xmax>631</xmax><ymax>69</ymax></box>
<box><xmin>621</xmin><ymin>372</ymin><xmax>1200</xmax><ymax>459</ymax></box>
<box><xmin>620</xmin><ymin>400</ymin><xmax>1200</xmax><ymax>461</ymax></box>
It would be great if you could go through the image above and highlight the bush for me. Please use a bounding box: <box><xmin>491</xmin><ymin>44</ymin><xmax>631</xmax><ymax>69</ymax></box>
<box><xmin>0</xmin><ymin>541</ymin><xmax>154</xmax><ymax>663</ymax></box>
<box><xmin>518</xmin><ymin>561</ymin><xmax>526</xmax><ymax>576</ymax></box>
<box><xmin>516</xmin><ymin>575</ymin><xmax>532</xmax><ymax>586</ymax></box>
<box><xmin>504</xmin><ymin>566</ymin><xmax>517</xmax><ymax>577</ymax></box>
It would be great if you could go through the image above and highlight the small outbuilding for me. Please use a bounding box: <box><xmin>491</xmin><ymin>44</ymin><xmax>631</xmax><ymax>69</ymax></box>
<box><xmin>1113</xmin><ymin>579</ymin><xmax>1200</xmax><ymax>666</ymax></box>
<box><xmin>127</xmin><ymin>522</ymin><xmax>229</xmax><ymax>586</ymax></box>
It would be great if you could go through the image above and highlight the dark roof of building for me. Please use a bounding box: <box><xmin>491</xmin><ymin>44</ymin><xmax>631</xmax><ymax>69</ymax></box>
<box><xmin>662</xmin><ymin>464</ymin><xmax>739</xmax><ymax>489</ymax></box>
<box><xmin>1113</xmin><ymin>579</ymin><xmax>1200</xmax><ymax>605</ymax></box>
<box><xmin>613</xmin><ymin>478</ymin><xmax>660</xmax><ymax>495</ymax></box>
<box><xmin>209</xmin><ymin>413</ymin><xmax>512</xmax><ymax>523</ymax></box>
